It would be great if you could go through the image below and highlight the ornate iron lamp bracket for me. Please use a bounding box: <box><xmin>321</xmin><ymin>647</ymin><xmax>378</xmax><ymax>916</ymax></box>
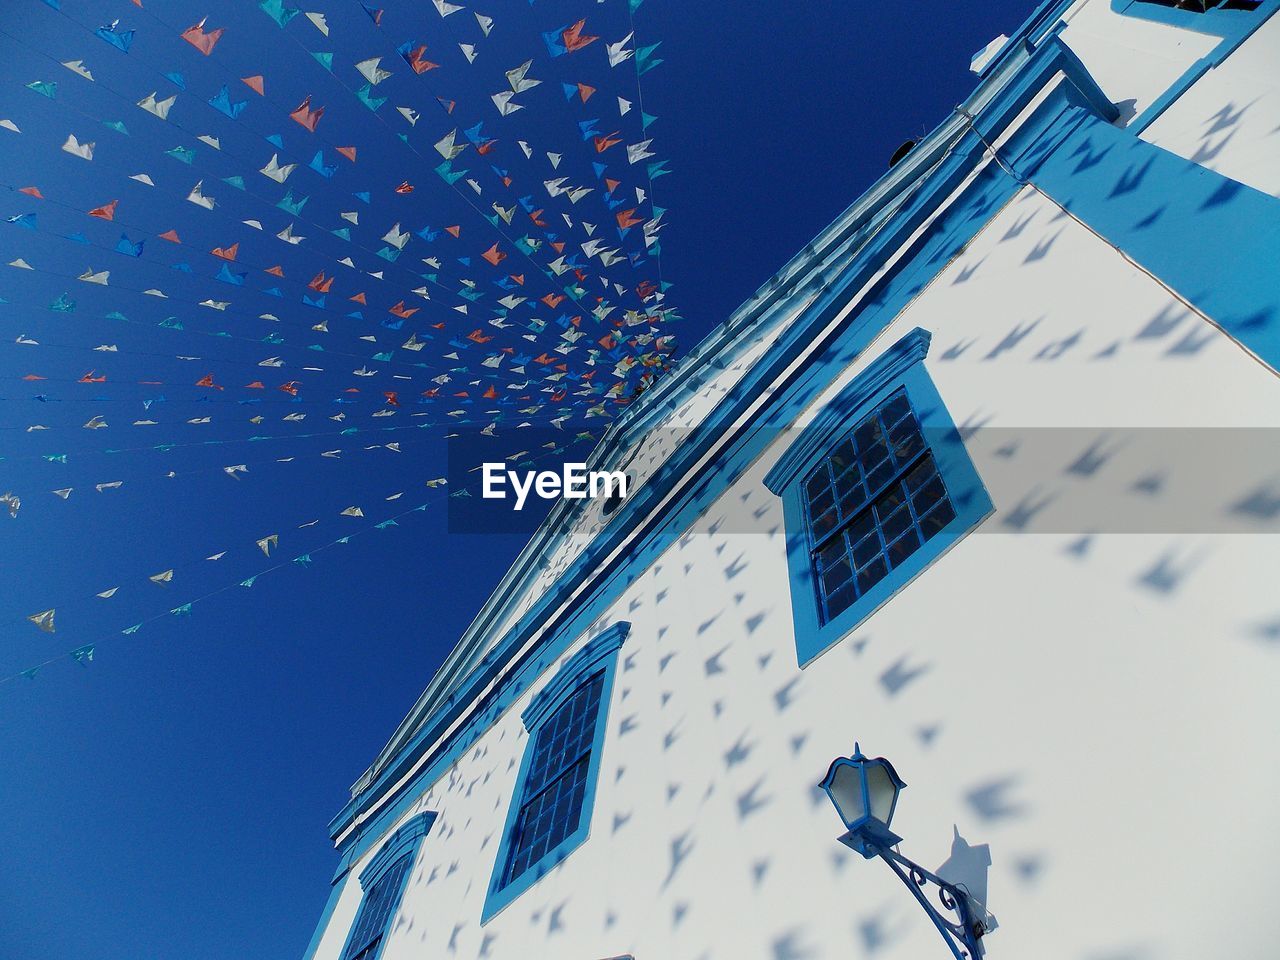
<box><xmin>877</xmin><ymin>845</ymin><xmax>987</xmax><ymax>959</ymax></box>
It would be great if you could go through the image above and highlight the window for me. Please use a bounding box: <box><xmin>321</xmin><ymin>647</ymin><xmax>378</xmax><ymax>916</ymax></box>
<box><xmin>342</xmin><ymin>857</ymin><xmax>412</xmax><ymax>960</ymax></box>
<box><xmin>765</xmin><ymin>328</ymin><xmax>992</xmax><ymax>666</ymax></box>
<box><xmin>1111</xmin><ymin>0</ymin><xmax>1267</xmax><ymax>38</ymax></box>
<box><xmin>803</xmin><ymin>390</ymin><xmax>956</xmax><ymax>625</ymax></box>
<box><xmin>1133</xmin><ymin>0</ymin><xmax>1260</xmax><ymax>11</ymax></box>
<box><xmin>483</xmin><ymin>622</ymin><xmax>629</xmax><ymax>923</ymax></box>
<box><xmin>502</xmin><ymin>673</ymin><xmax>603</xmax><ymax>884</ymax></box>
<box><xmin>338</xmin><ymin>812</ymin><xmax>435</xmax><ymax>960</ymax></box>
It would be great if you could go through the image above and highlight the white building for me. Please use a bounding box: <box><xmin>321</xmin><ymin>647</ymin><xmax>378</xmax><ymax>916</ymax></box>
<box><xmin>304</xmin><ymin>2</ymin><xmax>1280</xmax><ymax>958</ymax></box>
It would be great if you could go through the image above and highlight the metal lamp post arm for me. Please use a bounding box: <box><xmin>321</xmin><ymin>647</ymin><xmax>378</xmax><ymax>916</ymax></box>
<box><xmin>876</xmin><ymin>845</ymin><xmax>987</xmax><ymax>960</ymax></box>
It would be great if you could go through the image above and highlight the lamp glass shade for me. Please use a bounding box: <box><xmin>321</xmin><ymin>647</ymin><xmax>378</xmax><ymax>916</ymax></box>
<box><xmin>865</xmin><ymin>760</ymin><xmax>899</xmax><ymax>827</ymax></box>
<box><xmin>827</xmin><ymin>761</ymin><xmax>866</xmax><ymax>828</ymax></box>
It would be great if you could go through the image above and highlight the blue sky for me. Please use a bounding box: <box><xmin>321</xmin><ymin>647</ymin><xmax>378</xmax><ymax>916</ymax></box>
<box><xmin>0</xmin><ymin>1</ymin><xmax>1037</xmax><ymax>957</ymax></box>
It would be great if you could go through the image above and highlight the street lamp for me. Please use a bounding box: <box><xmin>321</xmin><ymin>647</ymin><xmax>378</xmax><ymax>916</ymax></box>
<box><xmin>820</xmin><ymin>744</ymin><xmax>991</xmax><ymax>959</ymax></box>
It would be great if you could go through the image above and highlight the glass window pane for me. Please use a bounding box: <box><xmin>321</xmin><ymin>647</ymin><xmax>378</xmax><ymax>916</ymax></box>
<box><xmin>855</xmin><ymin>556</ymin><xmax>888</xmax><ymax>594</ymax></box>
<box><xmin>850</xmin><ymin>529</ymin><xmax>882</xmax><ymax>569</ymax></box>
<box><xmin>809</xmin><ymin>488</ymin><xmax>835</xmax><ymax>520</ymax></box>
<box><xmin>824</xmin><ymin>580</ymin><xmax>856</xmax><ymax>620</ymax></box>
<box><xmin>886</xmin><ymin>529</ymin><xmax>923</xmax><ymax>568</ymax></box>
<box><xmin>879</xmin><ymin>504</ymin><xmax>914</xmax><ymax>544</ymax></box>
<box><xmin>880</xmin><ymin>394</ymin><xmax>911</xmax><ymax>429</ymax></box>
<box><xmin>920</xmin><ymin>499</ymin><xmax>956</xmax><ymax>538</ymax></box>
<box><xmin>805</xmin><ymin>467</ymin><xmax>830</xmax><ymax>505</ymax></box>
<box><xmin>821</xmin><ymin>556</ymin><xmax>854</xmax><ymax>595</ymax></box>
<box><xmin>828</xmin><ymin>439</ymin><xmax>857</xmax><ymax>475</ymax></box>
<box><xmin>853</xmin><ymin>417</ymin><xmax>883</xmax><ymax>453</ymax></box>
<box><xmin>810</xmin><ymin>506</ymin><xmax>840</xmax><ymax>541</ymax></box>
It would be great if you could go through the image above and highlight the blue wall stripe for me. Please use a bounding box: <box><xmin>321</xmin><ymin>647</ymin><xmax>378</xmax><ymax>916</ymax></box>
<box><xmin>1016</xmin><ymin>103</ymin><xmax>1280</xmax><ymax>369</ymax></box>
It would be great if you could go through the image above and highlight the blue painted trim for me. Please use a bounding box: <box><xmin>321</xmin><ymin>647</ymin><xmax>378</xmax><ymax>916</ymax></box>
<box><xmin>359</xmin><ymin>811</ymin><xmax>436</xmax><ymax>890</ymax></box>
<box><xmin>1010</xmin><ymin>95</ymin><xmax>1280</xmax><ymax>372</ymax></box>
<box><xmin>768</xmin><ymin>329</ymin><xmax>994</xmax><ymax>666</ymax></box>
<box><xmin>300</xmin><ymin>881</ymin><xmax>346</xmax><ymax>960</ymax></box>
<box><xmin>326</xmin><ymin>37</ymin><xmax>1118</xmax><ymax>855</ymax></box>
<box><xmin>520</xmin><ymin>621</ymin><xmax>630</xmax><ymax>730</ymax></box>
<box><xmin>480</xmin><ymin>622</ymin><xmax>630</xmax><ymax>924</ymax></box>
<box><xmin>333</xmin><ymin>811</ymin><xmax>436</xmax><ymax>960</ymax></box>
<box><xmin>1111</xmin><ymin>0</ymin><xmax>1270</xmax><ymax>40</ymax></box>
<box><xmin>971</xmin><ymin>0</ymin><xmax>1076</xmax><ymax>79</ymax></box>
<box><xmin>1112</xmin><ymin>0</ymin><xmax>1280</xmax><ymax>132</ymax></box>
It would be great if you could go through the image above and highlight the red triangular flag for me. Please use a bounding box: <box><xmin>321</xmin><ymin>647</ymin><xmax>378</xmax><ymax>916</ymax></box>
<box><xmin>88</xmin><ymin>200</ymin><xmax>118</xmax><ymax>221</ymax></box>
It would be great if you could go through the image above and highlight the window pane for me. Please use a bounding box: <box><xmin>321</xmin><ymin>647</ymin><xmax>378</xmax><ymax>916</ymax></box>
<box><xmin>809</xmin><ymin>487</ymin><xmax>835</xmax><ymax>521</ymax></box>
<box><xmin>920</xmin><ymin>499</ymin><xmax>956</xmax><ymax>538</ymax></box>
<box><xmin>850</xmin><ymin>528</ymin><xmax>882</xmax><ymax>569</ymax></box>
<box><xmin>804</xmin><ymin>467</ymin><xmax>830</xmax><ymax>506</ymax></box>
<box><xmin>879</xmin><ymin>502</ymin><xmax>914</xmax><ymax>544</ymax></box>
<box><xmin>887</xmin><ymin>528</ymin><xmax>923</xmax><ymax>568</ymax></box>
<box><xmin>810</xmin><ymin>505</ymin><xmax>840</xmax><ymax>541</ymax></box>
<box><xmin>855</xmin><ymin>556</ymin><xmax>888</xmax><ymax>594</ymax></box>
<box><xmin>828</xmin><ymin>439</ymin><xmax>857</xmax><ymax>475</ymax></box>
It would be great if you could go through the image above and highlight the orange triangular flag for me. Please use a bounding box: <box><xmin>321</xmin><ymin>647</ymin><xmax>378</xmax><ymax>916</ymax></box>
<box><xmin>265</xmin><ymin>265</ymin><xmax>285</xmax><ymax>277</ymax></box>
<box><xmin>181</xmin><ymin>19</ymin><xmax>224</xmax><ymax>55</ymax></box>
<box><xmin>158</xmin><ymin>229</ymin><xmax>181</xmax><ymax>243</ymax></box>
<box><xmin>290</xmin><ymin>96</ymin><xmax>324</xmax><ymax>132</ymax></box>
<box><xmin>482</xmin><ymin>243</ymin><xmax>506</xmax><ymax>266</ymax></box>
<box><xmin>19</xmin><ymin>186</ymin><xmax>43</xmax><ymax>198</ymax></box>
<box><xmin>242</xmin><ymin>75</ymin><xmax>265</xmax><ymax>95</ymax></box>
<box><xmin>576</xmin><ymin>83</ymin><xmax>596</xmax><ymax>103</ymax></box>
<box><xmin>563</xmin><ymin>20</ymin><xmax>599</xmax><ymax>53</ymax></box>
<box><xmin>88</xmin><ymin>200</ymin><xmax>118</xmax><ymax>221</ymax></box>
<box><xmin>349</xmin><ymin>291</ymin><xmax>367</xmax><ymax>304</ymax></box>
<box><xmin>211</xmin><ymin>242</ymin><xmax>239</xmax><ymax>261</ymax></box>
<box><xmin>336</xmin><ymin>146</ymin><xmax>356</xmax><ymax>162</ymax></box>
<box><xmin>445</xmin><ymin>225</ymin><xmax>461</xmax><ymax>238</ymax></box>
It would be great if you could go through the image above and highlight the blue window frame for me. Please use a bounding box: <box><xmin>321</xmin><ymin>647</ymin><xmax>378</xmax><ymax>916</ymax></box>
<box><xmin>765</xmin><ymin>328</ymin><xmax>992</xmax><ymax>667</ymax></box>
<box><xmin>338</xmin><ymin>812</ymin><xmax>435</xmax><ymax>960</ymax></box>
<box><xmin>1112</xmin><ymin>0</ymin><xmax>1270</xmax><ymax>37</ymax></box>
<box><xmin>482</xmin><ymin>622</ymin><xmax>629</xmax><ymax>923</ymax></box>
